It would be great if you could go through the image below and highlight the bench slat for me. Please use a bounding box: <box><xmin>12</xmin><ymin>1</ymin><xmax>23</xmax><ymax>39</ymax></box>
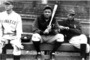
<box><xmin>3</xmin><ymin>43</ymin><xmax>80</xmax><ymax>53</ymax></box>
<box><xmin>23</xmin><ymin>43</ymin><xmax>80</xmax><ymax>52</ymax></box>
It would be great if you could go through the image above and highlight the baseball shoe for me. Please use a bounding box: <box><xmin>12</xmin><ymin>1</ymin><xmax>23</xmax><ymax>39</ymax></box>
<box><xmin>50</xmin><ymin>52</ymin><xmax>55</xmax><ymax>60</ymax></box>
<box><xmin>36</xmin><ymin>52</ymin><xmax>41</xmax><ymax>60</ymax></box>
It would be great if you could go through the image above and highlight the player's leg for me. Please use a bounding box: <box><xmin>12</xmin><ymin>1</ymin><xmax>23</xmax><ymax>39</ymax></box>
<box><xmin>10</xmin><ymin>38</ymin><xmax>23</xmax><ymax>60</ymax></box>
<box><xmin>69</xmin><ymin>34</ymin><xmax>90</xmax><ymax>60</ymax></box>
<box><xmin>0</xmin><ymin>42</ymin><xmax>3</xmax><ymax>54</ymax></box>
<box><xmin>0</xmin><ymin>36</ymin><xmax>9</xmax><ymax>54</ymax></box>
<box><xmin>31</xmin><ymin>33</ymin><xmax>42</xmax><ymax>58</ymax></box>
<box><xmin>50</xmin><ymin>34</ymin><xmax>64</xmax><ymax>53</ymax></box>
<box><xmin>12</xmin><ymin>45</ymin><xmax>21</xmax><ymax>60</ymax></box>
<box><xmin>0</xmin><ymin>41</ymin><xmax>3</xmax><ymax>60</ymax></box>
<box><xmin>49</xmin><ymin>34</ymin><xmax>64</xmax><ymax>59</ymax></box>
<box><xmin>80</xmin><ymin>34</ymin><xmax>90</xmax><ymax>60</ymax></box>
<box><xmin>0</xmin><ymin>39</ymin><xmax>7</xmax><ymax>60</ymax></box>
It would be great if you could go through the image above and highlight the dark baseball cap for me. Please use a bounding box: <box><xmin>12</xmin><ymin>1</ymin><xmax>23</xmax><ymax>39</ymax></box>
<box><xmin>43</xmin><ymin>5</ymin><xmax>52</xmax><ymax>11</ymax></box>
<box><xmin>68</xmin><ymin>9</ymin><xmax>75</xmax><ymax>16</ymax></box>
<box><xmin>4</xmin><ymin>1</ymin><xmax>13</xmax><ymax>5</ymax></box>
<box><xmin>69</xmin><ymin>9</ymin><xmax>75</xmax><ymax>14</ymax></box>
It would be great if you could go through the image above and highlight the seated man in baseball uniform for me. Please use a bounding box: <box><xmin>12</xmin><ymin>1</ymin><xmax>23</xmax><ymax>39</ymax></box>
<box><xmin>31</xmin><ymin>5</ymin><xmax>64</xmax><ymax>59</ymax></box>
<box><xmin>59</xmin><ymin>9</ymin><xmax>90</xmax><ymax>60</ymax></box>
<box><xmin>0</xmin><ymin>1</ymin><xmax>23</xmax><ymax>60</ymax></box>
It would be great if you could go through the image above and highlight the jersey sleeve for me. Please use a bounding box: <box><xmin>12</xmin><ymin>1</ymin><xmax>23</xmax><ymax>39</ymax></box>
<box><xmin>32</xmin><ymin>17</ymin><xmax>43</xmax><ymax>34</ymax></box>
<box><xmin>69</xmin><ymin>21</ymin><xmax>82</xmax><ymax>35</ymax></box>
<box><xmin>54</xmin><ymin>19</ymin><xmax>60</xmax><ymax>29</ymax></box>
<box><xmin>16</xmin><ymin>15</ymin><xmax>22</xmax><ymax>39</ymax></box>
<box><xmin>0</xmin><ymin>23</ymin><xmax>2</xmax><ymax>37</ymax></box>
<box><xmin>51</xmin><ymin>18</ymin><xmax>60</xmax><ymax>34</ymax></box>
<box><xmin>0</xmin><ymin>13</ymin><xmax>3</xmax><ymax>38</ymax></box>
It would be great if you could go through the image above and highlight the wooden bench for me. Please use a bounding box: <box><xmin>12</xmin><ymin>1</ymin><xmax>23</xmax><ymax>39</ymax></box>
<box><xmin>2</xmin><ymin>32</ymin><xmax>89</xmax><ymax>52</ymax></box>
<box><xmin>3</xmin><ymin>32</ymin><xmax>89</xmax><ymax>52</ymax></box>
<box><xmin>2</xmin><ymin>43</ymin><xmax>80</xmax><ymax>54</ymax></box>
<box><xmin>0</xmin><ymin>33</ymin><xmax>89</xmax><ymax>60</ymax></box>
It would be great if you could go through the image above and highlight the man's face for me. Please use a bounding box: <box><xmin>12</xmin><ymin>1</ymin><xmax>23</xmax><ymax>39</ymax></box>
<box><xmin>4</xmin><ymin>3</ymin><xmax>13</xmax><ymax>11</ymax></box>
<box><xmin>67</xmin><ymin>14</ymin><xmax>75</xmax><ymax>20</ymax></box>
<box><xmin>43</xmin><ymin>9</ymin><xmax>52</xmax><ymax>18</ymax></box>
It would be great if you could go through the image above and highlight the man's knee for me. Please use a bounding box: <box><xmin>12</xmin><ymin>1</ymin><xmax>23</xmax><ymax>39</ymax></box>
<box><xmin>0</xmin><ymin>42</ymin><xmax>4</xmax><ymax>54</ymax></box>
<box><xmin>86</xmin><ymin>44</ymin><xmax>90</xmax><ymax>53</ymax></box>
<box><xmin>70</xmin><ymin>34</ymin><xmax>88</xmax><ymax>44</ymax></box>
<box><xmin>10</xmin><ymin>39</ymin><xmax>23</xmax><ymax>49</ymax></box>
<box><xmin>80</xmin><ymin>34</ymin><xmax>88</xmax><ymax>43</ymax></box>
<box><xmin>13</xmin><ymin>50</ymin><xmax>21</xmax><ymax>56</ymax></box>
<box><xmin>55</xmin><ymin>34</ymin><xmax>64</xmax><ymax>42</ymax></box>
<box><xmin>0</xmin><ymin>44</ymin><xmax>3</xmax><ymax>54</ymax></box>
<box><xmin>0</xmin><ymin>48</ymin><xmax>2</xmax><ymax>54</ymax></box>
<box><xmin>31</xmin><ymin>33</ymin><xmax>41</xmax><ymax>41</ymax></box>
<box><xmin>12</xmin><ymin>45</ymin><xmax>22</xmax><ymax>55</ymax></box>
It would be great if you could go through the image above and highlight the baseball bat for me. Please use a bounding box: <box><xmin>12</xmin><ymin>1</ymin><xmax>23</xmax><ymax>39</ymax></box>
<box><xmin>44</xmin><ymin>4</ymin><xmax>58</xmax><ymax>33</ymax></box>
<box><xmin>48</xmin><ymin>4</ymin><xmax>58</xmax><ymax>27</ymax></box>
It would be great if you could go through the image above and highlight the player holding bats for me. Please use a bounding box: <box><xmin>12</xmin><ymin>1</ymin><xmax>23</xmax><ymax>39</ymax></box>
<box><xmin>31</xmin><ymin>5</ymin><xmax>64</xmax><ymax>59</ymax></box>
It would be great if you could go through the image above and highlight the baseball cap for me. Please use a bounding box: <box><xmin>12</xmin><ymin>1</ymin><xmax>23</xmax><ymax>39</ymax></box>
<box><xmin>68</xmin><ymin>9</ymin><xmax>75</xmax><ymax>16</ymax></box>
<box><xmin>4</xmin><ymin>1</ymin><xmax>13</xmax><ymax>5</ymax></box>
<box><xmin>43</xmin><ymin>5</ymin><xmax>52</xmax><ymax>11</ymax></box>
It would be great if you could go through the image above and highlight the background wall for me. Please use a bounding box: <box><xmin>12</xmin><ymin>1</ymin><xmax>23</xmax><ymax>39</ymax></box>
<box><xmin>0</xmin><ymin>0</ymin><xmax>90</xmax><ymax>19</ymax></box>
<box><xmin>0</xmin><ymin>0</ymin><xmax>90</xmax><ymax>36</ymax></box>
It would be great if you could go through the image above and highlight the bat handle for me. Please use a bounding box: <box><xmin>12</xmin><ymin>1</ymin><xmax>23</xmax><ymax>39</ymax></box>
<box><xmin>44</xmin><ymin>25</ymin><xmax>51</xmax><ymax>32</ymax></box>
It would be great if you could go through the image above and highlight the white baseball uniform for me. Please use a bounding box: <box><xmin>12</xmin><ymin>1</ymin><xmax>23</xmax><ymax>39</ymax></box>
<box><xmin>0</xmin><ymin>11</ymin><xmax>23</xmax><ymax>55</ymax></box>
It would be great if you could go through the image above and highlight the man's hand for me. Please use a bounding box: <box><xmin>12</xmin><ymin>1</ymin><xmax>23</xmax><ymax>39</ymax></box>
<box><xmin>18</xmin><ymin>45</ymin><xmax>24</xmax><ymax>49</ymax></box>
<box><xmin>64</xmin><ymin>27</ymin><xmax>69</xmax><ymax>30</ymax></box>
<box><xmin>43</xmin><ymin>25</ymin><xmax>51</xmax><ymax>34</ymax></box>
<box><xmin>59</xmin><ymin>26</ymin><xmax>65</xmax><ymax>30</ymax></box>
<box><xmin>59</xmin><ymin>26</ymin><xmax>69</xmax><ymax>30</ymax></box>
<box><xmin>47</xmin><ymin>25</ymin><xmax>52</xmax><ymax>30</ymax></box>
<box><xmin>43</xmin><ymin>29</ymin><xmax>49</xmax><ymax>34</ymax></box>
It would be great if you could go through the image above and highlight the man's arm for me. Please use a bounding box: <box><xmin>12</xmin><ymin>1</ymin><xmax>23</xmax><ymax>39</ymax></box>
<box><xmin>69</xmin><ymin>22</ymin><xmax>82</xmax><ymax>35</ymax></box>
<box><xmin>16</xmin><ymin>15</ymin><xmax>22</xmax><ymax>39</ymax></box>
<box><xmin>54</xmin><ymin>19</ymin><xmax>60</xmax><ymax>29</ymax></box>
<box><xmin>58</xmin><ymin>20</ymin><xmax>82</xmax><ymax>35</ymax></box>
<box><xmin>11</xmin><ymin>15</ymin><xmax>23</xmax><ymax>49</ymax></box>
<box><xmin>58</xmin><ymin>20</ymin><xmax>68</xmax><ymax>30</ymax></box>
<box><xmin>32</xmin><ymin>18</ymin><xmax>43</xmax><ymax>34</ymax></box>
<box><xmin>52</xmin><ymin>19</ymin><xmax>60</xmax><ymax>33</ymax></box>
<box><xmin>0</xmin><ymin>14</ymin><xmax>3</xmax><ymax>37</ymax></box>
<box><xmin>0</xmin><ymin>23</ymin><xmax>2</xmax><ymax>38</ymax></box>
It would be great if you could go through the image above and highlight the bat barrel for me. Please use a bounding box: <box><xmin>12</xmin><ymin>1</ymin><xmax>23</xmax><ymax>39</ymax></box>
<box><xmin>49</xmin><ymin>4</ymin><xmax>58</xmax><ymax>26</ymax></box>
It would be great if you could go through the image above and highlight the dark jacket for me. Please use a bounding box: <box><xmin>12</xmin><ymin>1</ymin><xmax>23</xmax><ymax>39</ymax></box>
<box><xmin>32</xmin><ymin>15</ymin><xmax>59</xmax><ymax>35</ymax></box>
<box><xmin>60</xmin><ymin>19</ymin><xmax>82</xmax><ymax>41</ymax></box>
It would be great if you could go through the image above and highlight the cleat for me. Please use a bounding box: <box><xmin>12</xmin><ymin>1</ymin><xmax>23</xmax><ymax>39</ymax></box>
<box><xmin>50</xmin><ymin>52</ymin><xmax>55</xmax><ymax>60</ymax></box>
<box><xmin>36</xmin><ymin>52</ymin><xmax>42</xmax><ymax>60</ymax></box>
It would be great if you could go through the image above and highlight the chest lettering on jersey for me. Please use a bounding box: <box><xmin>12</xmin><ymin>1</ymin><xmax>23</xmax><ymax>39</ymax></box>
<box><xmin>4</xmin><ymin>20</ymin><xmax>17</xmax><ymax>25</ymax></box>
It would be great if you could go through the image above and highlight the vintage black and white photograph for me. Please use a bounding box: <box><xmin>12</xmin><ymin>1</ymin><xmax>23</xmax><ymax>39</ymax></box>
<box><xmin>0</xmin><ymin>0</ymin><xmax>90</xmax><ymax>60</ymax></box>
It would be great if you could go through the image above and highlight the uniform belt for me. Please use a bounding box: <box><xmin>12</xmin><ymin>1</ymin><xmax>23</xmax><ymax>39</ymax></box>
<box><xmin>4</xmin><ymin>33</ymin><xmax>16</xmax><ymax>36</ymax></box>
